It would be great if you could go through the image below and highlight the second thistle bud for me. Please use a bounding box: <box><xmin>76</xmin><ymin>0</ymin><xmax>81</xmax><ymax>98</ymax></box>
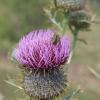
<box><xmin>68</xmin><ymin>10</ymin><xmax>91</xmax><ymax>30</ymax></box>
<box><xmin>54</xmin><ymin>0</ymin><xmax>86</xmax><ymax>10</ymax></box>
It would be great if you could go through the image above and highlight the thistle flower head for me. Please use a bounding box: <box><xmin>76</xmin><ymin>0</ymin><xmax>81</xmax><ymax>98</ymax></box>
<box><xmin>54</xmin><ymin>0</ymin><xmax>86</xmax><ymax>10</ymax></box>
<box><xmin>12</xmin><ymin>29</ymin><xmax>70</xmax><ymax>99</ymax></box>
<box><xmin>13</xmin><ymin>29</ymin><xmax>70</xmax><ymax>69</ymax></box>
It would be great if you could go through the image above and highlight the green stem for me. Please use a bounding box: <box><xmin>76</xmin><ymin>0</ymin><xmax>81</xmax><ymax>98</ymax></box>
<box><xmin>30</xmin><ymin>96</ymin><xmax>33</xmax><ymax>100</ymax></box>
<box><xmin>67</xmin><ymin>27</ymin><xmax>79</xmax><ymax>64</ymax></box>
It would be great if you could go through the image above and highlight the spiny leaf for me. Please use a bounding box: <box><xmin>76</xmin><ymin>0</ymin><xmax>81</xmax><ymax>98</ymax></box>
<box><xmin>77</xmin><ymin>38</ymin><xmax>88</xmax><ymax>45</ymax></box>
<box><xmin>4</xmin><ymin>80</ymin><xmax>23</xmax><ymax>90</ymax></box>
<box><xmin>63</xmin><ymin>87</ymin><xmax>81</xmax><ymax>100</ymax></box>
<box><xmin>88</xmin><ymin>67</ymin><xmax>100</xmax><ymax>80</ymax></box>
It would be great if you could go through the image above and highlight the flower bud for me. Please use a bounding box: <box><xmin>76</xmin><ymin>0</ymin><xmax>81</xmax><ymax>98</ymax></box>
<box><xmin>54</xmin><ymin>0</ymin><xmax>86</xmax><ymax>10</ymax></box>
<box><xmin>68</xmin><ymin>10</ymin><xmax>91</xmax><ymax>30</ymax></box>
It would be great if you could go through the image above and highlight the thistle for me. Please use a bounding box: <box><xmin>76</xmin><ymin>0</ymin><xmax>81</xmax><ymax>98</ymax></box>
<box><xmin>68</xmin><ymin>10</ymin><xmax>91</xmax><ymax>30</ymax></box>
<box><xmin>13</xmin><ymin>29</ymin><xmax>70</xmax><ymax>100</ymax></box>
<box><xmin>53</xmin><ymin>0</ymin><xmax>86</xmax><ymax>10</ymax></box>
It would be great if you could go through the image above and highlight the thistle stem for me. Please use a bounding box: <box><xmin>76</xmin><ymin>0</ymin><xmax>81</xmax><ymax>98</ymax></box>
<box><xmin>30</xmin><ymin>96</ymin><xmax>38</xmax><ymax>100</ymax></box>
<box><xmin>30</xmin><ymin>96</ymin><xmax>33</xmax><ymax>100</ymax></box>
<box><xmin>67</xmin><ymin>26</ymin><xmax>79</xmax><ymax>64</ymax></box>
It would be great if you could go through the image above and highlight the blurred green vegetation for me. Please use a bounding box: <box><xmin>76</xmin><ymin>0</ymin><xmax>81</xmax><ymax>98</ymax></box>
<box><xmin>0</xmin><ymin>0</ymin><xmax>49</xmax><ymax>53</ymax></box>
<box><xmin>0</xmin><ymin>0</ymin><xmax>100</xmax><ymax>100</ymax></box>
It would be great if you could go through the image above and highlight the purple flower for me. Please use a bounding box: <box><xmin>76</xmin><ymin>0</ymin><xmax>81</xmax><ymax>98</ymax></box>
<box><xmin>13</xmin><ymin>29</ymin><xmax>70</xmax><ymax>69</ymax></box>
